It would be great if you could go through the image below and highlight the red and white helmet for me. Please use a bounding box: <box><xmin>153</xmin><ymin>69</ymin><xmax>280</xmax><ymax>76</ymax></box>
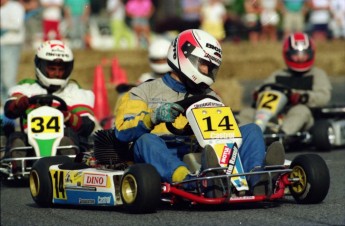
<box><xmin>283</xmin><ymin>32</ymin><xmax>315</xmax><ymax>72</ymax></box>
<box><xmin>35</xmin><ymin>40</ymin><xmax>74</xmax><ymax>92</ymax></box>
<box><xmin>167</xmin><ymin>29</ymin><xmax>222</xmax><ymax>93</ymax></box>
<box><xmin>148</xmin><ymin>38</ymin><xmax>171</xmax><ymax>74</ymax></box>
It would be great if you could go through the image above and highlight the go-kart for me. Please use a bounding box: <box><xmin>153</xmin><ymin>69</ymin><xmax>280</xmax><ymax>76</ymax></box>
<box><xmin>0</xmin><ymin>95</ymin><xmax>79</xmax><ymax>181</ymax></box>
<box><xmin>254</xmin><ymin>83</ymin><xmax>345</xmax><ymax>151</ymax></box>
<box><xmin>29</xmin><ymin>96</ymin><xmax>330</xmax><ymax>214</ymax></box>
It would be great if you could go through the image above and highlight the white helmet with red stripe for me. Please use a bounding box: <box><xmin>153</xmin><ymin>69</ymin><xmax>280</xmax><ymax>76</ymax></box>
<box><xmin>283</xmin><ymin>32</ymin><xmax>315</xmax><ymax>72</ymax></box>
<box><xmin>35</xmin><ymin>40</ymin><xmax>74</xmax><ymax>92</ymax></box>
<box><xmin>167</xmin><ymin>29</ymin><xmax>222</xmax><ymax>93</ymax></box>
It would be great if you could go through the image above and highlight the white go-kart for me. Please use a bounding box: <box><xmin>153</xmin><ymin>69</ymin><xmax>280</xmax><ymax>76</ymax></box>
<box><xmin>0</xmin><ymin>95</ymin><xmax>79</xmax><ymax>181</ymax></box>
<box><xmin>254</xmin><ymin>83</ymin><xmax>345</xmax><ymax>151</ymax></box>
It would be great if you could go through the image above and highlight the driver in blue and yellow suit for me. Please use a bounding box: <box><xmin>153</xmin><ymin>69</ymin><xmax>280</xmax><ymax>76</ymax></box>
<box><xmin>115</xmin><ymin>29</ymin><xmax>280</xmax><ymax>190</ymax></box>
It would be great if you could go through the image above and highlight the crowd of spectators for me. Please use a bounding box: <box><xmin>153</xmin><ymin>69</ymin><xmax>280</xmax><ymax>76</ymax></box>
<box><xmin>5</xmin><ymin>0</ymin><xmax>345</xmax><ymax>50</ymax></box>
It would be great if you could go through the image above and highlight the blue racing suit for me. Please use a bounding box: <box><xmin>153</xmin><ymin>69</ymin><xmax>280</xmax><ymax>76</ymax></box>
<box><xmin>114</xmin><ymin>73</ymin><xmax>266</xmax><ymax>184</ymax></box>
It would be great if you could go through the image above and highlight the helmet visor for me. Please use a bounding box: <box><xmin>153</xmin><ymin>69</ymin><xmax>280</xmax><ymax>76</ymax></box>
<box><xmin>287</xmin><ymin>49</ymin><xmax>314</xmax><ymax>63</ymax></box>
<box><xmin>188</xmin><ymin>55</ymin><xmax>219</xmax><ymax>81</ymax></box>
<box><xmin>38</xmin><ymin>59</ymin><xmax>74</xmax><ymax>80</ymax></box>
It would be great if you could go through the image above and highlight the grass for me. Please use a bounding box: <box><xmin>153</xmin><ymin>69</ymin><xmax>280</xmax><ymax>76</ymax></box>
<box><xmin>18</xmin><ymin>40</ymin><xmax>345</xmax><ymax>112</ymax></box>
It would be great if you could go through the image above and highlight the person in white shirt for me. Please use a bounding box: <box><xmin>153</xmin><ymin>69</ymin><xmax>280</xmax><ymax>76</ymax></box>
<box><xmin>0</xmin><ymin>0</ymin><xmax>25</xmax><ymax>106</ymax></box>
<box><xmin>329</xmin><ymin>0</ymin><xmax>345</xmax><ymax>39</ymax></box>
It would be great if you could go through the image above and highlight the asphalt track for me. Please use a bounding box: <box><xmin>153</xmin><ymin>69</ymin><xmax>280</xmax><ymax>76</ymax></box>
<box><xmin>1</xmin><ymin>149</ymin><xmax>344</xmax><ymax>226</ymax></box>
<box><xmin>1</xmin><ymin>77</ymin><xmax>344</xmax><ymax>226</ymax></box>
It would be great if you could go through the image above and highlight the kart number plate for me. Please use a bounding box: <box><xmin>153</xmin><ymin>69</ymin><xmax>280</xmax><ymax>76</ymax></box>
<box><xmin>257</xmin><ymin>91</ymin><xmax>281</xmax><ymax>113</ymax></box>
<box><xmin>51</xmin><ymin>170</ymin><xmax>67</xmax><ymax>200</ymax></box>
<box><xmin>30</xmin><ymin>115</ymin><xmax>63</xmax><ymax>134</ymax></box>
<box><xmin>191</xmin><ymin>107</ymin><xmax>241</xmax><ymax>140</ymax></box>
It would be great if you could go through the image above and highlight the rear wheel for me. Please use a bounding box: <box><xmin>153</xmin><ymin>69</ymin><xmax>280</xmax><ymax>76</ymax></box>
<box><xmin>120</xmin><ymin>164</ymin><xmax>161</xmax><ymax>213</ymax></box>
<box><xmin>30</xmin><ymin>156</ymin><xmax>72</xmax><ymax>207</ymax></box>
<box><xmin>310</xmin><ymin>120</ymin><xmax>335</xmax><ymax>151</ymax></box>
<box><xmin>289</xmin><ymin>154</ymin><xmax>330</xmax><ymax>204</ymax></box>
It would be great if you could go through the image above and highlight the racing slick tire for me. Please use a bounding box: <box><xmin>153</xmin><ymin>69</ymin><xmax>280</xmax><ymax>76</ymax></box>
<box><xmin>289</xmin><ymin>154</ymin><xmax>330</xmax><ymax>204</ymax></box>
<box><xmin>310</xmin><ymin>120</ymin><xmax>335</xmax><ymax>151</ymax></box>
<box><xmin>120</xmin><ymin>164</ymin><xmax>161</xmax><ymax>213</ymax></box>
<box><xmin>29</xmin><ymin>156</ymin><xmax>73</xmax><ymax>207</ymax></box>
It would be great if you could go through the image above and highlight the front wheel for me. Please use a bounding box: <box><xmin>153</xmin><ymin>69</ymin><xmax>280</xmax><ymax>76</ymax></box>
<box><xmin>289</xmin><ymin>154</ymin><xmax>330</xmax><ymax>204</ymax></box>
<box><xmin>120</xmin><ymin>164</ymin><xmax>161</xmax><ymax>213</ymax></box>
<box><xmin>29</xmin><ymin>156</ymin><xmax>73</xmax><ymax>207</ymax></box>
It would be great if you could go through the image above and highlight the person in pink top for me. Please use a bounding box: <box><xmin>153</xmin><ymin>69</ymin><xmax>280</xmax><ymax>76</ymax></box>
<box><xmin>125</xmin><ymin>0</ymin><xmax>155</xmax><ymax>48</ymax></box>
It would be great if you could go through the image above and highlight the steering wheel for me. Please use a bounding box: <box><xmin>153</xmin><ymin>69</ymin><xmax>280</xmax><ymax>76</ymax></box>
<box><xmin>165</xmin><ymin>95</ymin><xmax>220</xmax><ymax>136</ymax></box>
<box><xmin>29</xmin><ymin>94</ymin><xmax>68</xmax><ymax>111</ymax></box>
<box><xmin>19</xmin><ymin>94</ymin><xmax>68</xmax><ymax>133</ymax></box>
<box><xmin>257</xmin><ymin>83</ymin><xmax>292</xmax><ymax>98</ymax></box>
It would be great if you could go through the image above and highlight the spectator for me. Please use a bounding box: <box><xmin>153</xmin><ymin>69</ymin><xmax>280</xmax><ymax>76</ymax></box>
<box><xmin>243</xmin><ymin>0</ymin><xmax>261</xmax><ymax>44</ymax></box>
<box><xmin>0</xmin><ymin>0</ymin><xmax>25</xmax><ymax>106</ymax></box>
<box><xmin>180</xmin><ymin>0</ymin><xmax>202</xmax><ymax>30</ymax></box>
<box><xmin>329</xmin><ymin>0</ymin><xmax>345</xmax><ymax>40</ymax></box>
<box><xmin>64</xmin><ymin>0</ymin><xmax>91</xmax><ymax>49</ymax></box>
<box><xmin>125</xmin><ymin>0</ymin><xmax>155</xmax><ymax>48</ymax></box>
<box><xmin>279</xmin><ymin>0</ymin><xmax>308</xmax><ymax>39</ymax></box>
<box><xmin>40</xmin><ymin>0</ymin><xmax>64</xmax><ymax>41</ymax></box>
<box><xmin>19</xmin><ymin>0</ymin><xmax>42</xmax><ymax>48</ymax></box>
<box><xmin>307</xmin><ymin>0</ymin><xmax>331</xmax><ymax>42</ymax></box>
<box><xmin>200</xmin><ymin>0</ymin><xmax>227</xmax><ymax>41</ymax></box>
<box><xmin>224</xmin><ymin>0</ymin><xmax>247</xmax><ymax>42</ymax></box>
<box><xmin>260</xmin><ymin>0</ymin><xmax>280</xmax><ymax>41</ymax></box>
<box><xmin>107</xmin><ymin>0</ymin><xmax>135</xmax><ymax>49</ymax></box>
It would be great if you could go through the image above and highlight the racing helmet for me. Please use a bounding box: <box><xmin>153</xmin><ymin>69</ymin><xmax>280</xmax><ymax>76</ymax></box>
<box><xmin>283</xmin><ymin>32</ymin><xmax>315</xmax><ymax>72</ymax></box>
<box><xmin>35</xmin><ymin>40</ymin><xmax>74</xmax><ymax>92</ymax></box>
<box><xmin>148</xmin><ymin>38</ymin><xmax>171</xmax><ymax>74</ymax></box>
<box><xmin>167</xmin><ymin>29</ymin><xmax>222</xmax><ymax>93</ymax></box>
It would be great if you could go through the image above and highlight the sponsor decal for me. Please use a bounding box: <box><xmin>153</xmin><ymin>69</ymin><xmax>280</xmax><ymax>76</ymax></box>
<box><xmin>220</xmin><ymin>146</ymin><xmax>232</xmax><ymax>165</ymax></box>
<box><xmin>230</xmin><ymin>196</ymin><xmax>255</xmax><ymax>201</ymax></box>
<box><xmin>73</xmin><ymin>171</ymin><xmax>83</xmax><ymax>180</ymax></box>
<box><xmin>211</xmin><ymin>132</ymin><xmax>235</xmax><ymax>139</ymax></box>
<box><xmin>45</xmin><ymin>53</ymin><xmax>70</xmax><ymax>58</ymax></box>
<box><xmin>214</xmin><ymin>52</ymin><xmax>221</xmax><ymax>58</ymax></box>
<box><xmin>206</xmin><ymin>43</ymin><xmax>222</xmax><ymax>53</ymax></box>
<box><xmin>65</xmin><ymin>171</ymin><xmax>72</xmax><ymax>183</ymax></box>
<box><xmin>226</xmin><ymin>145</ymin><xmax>238</xmax><ymax>174</ymax></box>
<box><xmin>193</xmin><ymin>102</ymin><xmax>223</xmax><ymax>108</ymax></box>
<box><xmin>79</xmin><ymin>198</ymin><xmax>95</xmax><ymax>204</ymax></box>
<box><xmin>204</xmin><ymin>53</ymin><xmax>221</xmax><ymax>65</ymax></box>
<box><xmin>84</xmin><ymin>173</ymin><xmax>107</xmax><ymax>187</ymax></box>
<box><xmin>98</xmin><ymin>196</ymin><xmax>111</xmax><ymax>204</ymax></box>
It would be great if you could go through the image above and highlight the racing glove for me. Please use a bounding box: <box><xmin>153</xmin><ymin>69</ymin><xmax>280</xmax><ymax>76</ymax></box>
<box><xmin>251</xmin><ymin>90</ymin><xmax>259</xmax><ymax>108</ymax></box>
<box><xmin>5</xmin><ymin>95</ymin><xmax>30</xmax><ymax>118</ymax></box>
<box><xmin>290</xmin><ymin>92</ymin><xmax>309</xmax><ymax>105</ymax></box>
<box><xmin>62</xmin><ymin>111</ymin><xmax>82</xmax><ymax>132</ymax></box>
<box><xmin>151</xmin><ymin>103</ymin><xmax>184</xmax><ymax>125</ymax></box>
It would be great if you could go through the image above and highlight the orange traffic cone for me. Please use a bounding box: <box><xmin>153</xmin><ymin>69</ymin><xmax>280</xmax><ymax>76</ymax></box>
<box><xmin>93</xmin><ymin>64</ymin><xmax>112</xmax><ymax>129</ymax></box>
<box><xmin>111</xmin><ymin>58</ymin><xmax>128</xmax><ymax>86</ymax></box>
